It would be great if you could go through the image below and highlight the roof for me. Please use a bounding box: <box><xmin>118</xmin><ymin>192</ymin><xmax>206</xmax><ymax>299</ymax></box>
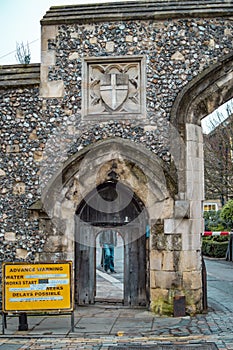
<box><xmin>41</xmin><ymin>0</ymin><xmax>233</xmax><ymax>25</ymax></box>
<box><xmin>0</xmin><ymin>64</ymin><xmax>40</xmax><ymax>88</ymax></box>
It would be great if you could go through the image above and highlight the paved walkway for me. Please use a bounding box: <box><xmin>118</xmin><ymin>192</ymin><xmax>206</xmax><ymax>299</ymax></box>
<box><xmin>0</xmin><ymin>305</ymin><xmax>232</xmax><ymax>349</ymax></box>
<box><xmin>0</xmin><ymin>258</ymin><xmax>232</xmax><ymax>349</ymax></box>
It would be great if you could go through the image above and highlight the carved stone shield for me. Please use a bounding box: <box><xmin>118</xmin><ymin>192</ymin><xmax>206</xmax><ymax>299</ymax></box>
<box><xmin>100</xmin><ymin>73</ymin><xmax>129</xmax><ymax>110</ymax></box>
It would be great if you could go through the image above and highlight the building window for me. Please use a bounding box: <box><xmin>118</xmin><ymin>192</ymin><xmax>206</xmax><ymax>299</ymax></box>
<box><xmin>203</xmin><ymin>203</ymin><xmax>218</xmax><ymax>212</ymax></box>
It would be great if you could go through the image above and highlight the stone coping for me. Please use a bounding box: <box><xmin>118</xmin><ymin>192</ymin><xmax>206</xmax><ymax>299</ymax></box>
<box><xmin>0</xmin><ymin>63</ymin><xmax>40</xmax><ymax>88</ymax></box>
<box><xmin>41</xmin><ymin>0</ymin><xmax>233</xmax><ymax>25</ymax></box>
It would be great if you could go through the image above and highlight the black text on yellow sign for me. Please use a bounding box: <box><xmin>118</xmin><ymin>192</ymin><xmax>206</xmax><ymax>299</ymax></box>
<box><xmin>2</xmin><ymin>262</ymin><xmax>73</xmax><ymax>312</ymax></box>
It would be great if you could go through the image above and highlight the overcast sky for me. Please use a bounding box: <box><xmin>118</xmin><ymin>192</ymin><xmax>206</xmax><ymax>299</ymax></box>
<box><xmin>0</xmin><ymin>0</ymin><xmax>135</xmax><ymax>65</ymax></box>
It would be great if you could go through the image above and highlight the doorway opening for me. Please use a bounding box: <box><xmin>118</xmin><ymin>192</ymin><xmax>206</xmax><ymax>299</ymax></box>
<box><xmin>75</xmin><ymin>180</ymin><xmax>149</xmax><ymax>307</ymax></box>
<box><xmin>95</xmin><ymin>230</ymin><xmax>124</xmax><ymax>303</ymax></box>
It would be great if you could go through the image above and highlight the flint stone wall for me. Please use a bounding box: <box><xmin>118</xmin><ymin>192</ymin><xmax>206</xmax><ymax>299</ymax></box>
<box><xmin>1</xmin><ymin>14</ymin><xmax>232</xmax><ymax>261</ymax></box>
<box><xmin>0</xmin><ymin>2</ymin><xmax>233</xmax><ymax>314</ymax></box>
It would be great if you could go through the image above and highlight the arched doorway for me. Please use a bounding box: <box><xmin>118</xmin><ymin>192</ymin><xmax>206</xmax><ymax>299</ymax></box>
<box><xmin>39</xmin><ymin>138</ymin><xmax>176</xmax><ymax>313</ymax></box>
<box><xmin>75</xmin><ymin>181</ymin><xmax>149</xmax><ymax>307</ymax></box>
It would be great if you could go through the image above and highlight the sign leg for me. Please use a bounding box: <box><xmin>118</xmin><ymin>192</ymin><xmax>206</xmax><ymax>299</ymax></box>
<box><xmin>71</xmin><ymin>311</ymin><xmax>75</xmax><ymax>332</ymax></box>
<box><xmin>18</xmin><ymin>313</ymin><xmax>28</xmax><ymax>331</ymax></box>
<box><xmin>2</xmin><ymin>313</ymin><xmax>5</xmax><ymax>334</ymax></box>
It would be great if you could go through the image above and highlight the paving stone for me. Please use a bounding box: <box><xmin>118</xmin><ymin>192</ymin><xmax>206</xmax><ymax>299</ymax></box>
<box><xmin>0</xmin><ymin>283</ymin><xmax>232</xmax><ymax>349</ymax></box>
<box><xmin>0</xmin><ymin>345</ymin><xmax>22</xmax><ymax>350</ymax></box>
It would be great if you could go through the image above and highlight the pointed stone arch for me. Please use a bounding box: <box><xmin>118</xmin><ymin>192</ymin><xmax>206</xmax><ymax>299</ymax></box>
<box><xmin>171</xmin><ymin>52</ymin><xmax>233</xmax><ymax>136</ymax></box>
<box><xmin>36</xmin><ymin>137</ymin><xmax>179</xmax><ymax>309</ymax></box>
<box><xmin>166</xmin><ymin>52</ymin><xmax>233</xmax><ymax>314</ymax></box>
<box><xmin>41</xmin><ymin>137</ymin><xmax>178</xmax><ymax>223</ymax></box>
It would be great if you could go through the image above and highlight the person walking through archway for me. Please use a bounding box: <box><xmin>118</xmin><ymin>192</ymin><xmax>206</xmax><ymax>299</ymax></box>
<box><xmin>99</xmin><ymin>230</ymin><xmax>117</xmax><ymax>273</ymax></box>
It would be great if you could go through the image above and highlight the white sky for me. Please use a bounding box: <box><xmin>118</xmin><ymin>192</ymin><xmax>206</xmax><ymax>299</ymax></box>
<box><xmin>0</xmin><ymin>0</ymin><xmax>135</xmax><ymax>65</ymax></box>
<box><xmin>201</xmin><ymin>100</ymin><xmax>233</xmax><ymax>134</ymax></box>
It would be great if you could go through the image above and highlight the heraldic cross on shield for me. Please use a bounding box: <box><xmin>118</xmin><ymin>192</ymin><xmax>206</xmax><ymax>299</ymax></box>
<box><xmin>100</xmin><ymin>73</ymin><xmax>129</xmax><ymax>111</ymax></box>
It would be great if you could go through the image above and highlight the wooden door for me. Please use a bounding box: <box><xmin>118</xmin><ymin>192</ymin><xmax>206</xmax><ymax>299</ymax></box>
<box><xmin>124</xmin><ymin>226</ymin><xmax>147</xmax><ymax>307</ymax></box>
<box><xmin>75</xmin><ymin>219</ymin><xmax>95</xmax><ymax>305</ymax></box>
<box><xmin>75</xmin><ymin>222</ymin><xmax>148</xmax><ymax>306</ymax></box>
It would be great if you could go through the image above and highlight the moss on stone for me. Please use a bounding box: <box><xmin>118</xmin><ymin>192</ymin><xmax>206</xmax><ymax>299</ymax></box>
<box><xmin>151</xmin><ymin>287</ymin><xmax>202</xmax><ymax>316</ymax></box>
<box><xmin>151</xmin><ymin>297</ymin><xmax>174</xmax><ymax>316</ymax></box>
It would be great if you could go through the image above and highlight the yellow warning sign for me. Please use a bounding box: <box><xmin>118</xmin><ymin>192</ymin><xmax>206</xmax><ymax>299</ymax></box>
<box><xmin>2</xmin><ymin>262</ymin><xmax>73</xmax><ymax>312</ymax></box>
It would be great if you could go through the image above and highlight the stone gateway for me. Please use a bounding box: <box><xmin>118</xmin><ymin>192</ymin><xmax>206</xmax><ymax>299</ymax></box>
<box><xmin>0</xmin><ymin>1</ymin><xmax>233</xmax><ymax>315</ymax></box>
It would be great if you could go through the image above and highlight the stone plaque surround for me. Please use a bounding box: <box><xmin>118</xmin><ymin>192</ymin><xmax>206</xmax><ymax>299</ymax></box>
<box><xmin>82</xmin><ymin>56</ymin><xmax>146</xmax><ymax>120</ymax></box>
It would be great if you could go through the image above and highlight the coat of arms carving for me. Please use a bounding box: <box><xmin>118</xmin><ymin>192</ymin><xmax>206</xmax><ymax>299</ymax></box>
<box><xmin>82</xmin><ymin>57</ymin><xmax>145</xmax><ymax>119</ymax></box>
<box><xmin>100</xmin><ymin>73</ymin><xmax>129</xmax><ymax>111</ymax></box>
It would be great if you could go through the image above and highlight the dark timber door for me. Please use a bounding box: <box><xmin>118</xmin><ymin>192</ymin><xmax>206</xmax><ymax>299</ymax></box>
<box><xmin>75</xmin><ymin>181</ymin><xmax>149</xmax><ymax>307</ymax></box>
<box><xmin>75</xmin><ymin>220</ymin><xmax>95</xmax><ymax>305</ymax></box>
<box><xmin>124</xmin><ymin>226</ymin><xmax>147</xmax><ymax>306</ymax></box>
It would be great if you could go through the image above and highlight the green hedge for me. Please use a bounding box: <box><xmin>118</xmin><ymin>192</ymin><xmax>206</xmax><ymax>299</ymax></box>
<box><xmin>202</xmin><ymin>237</ymin><xmax>229</xmax><ymax>258</ymax></box>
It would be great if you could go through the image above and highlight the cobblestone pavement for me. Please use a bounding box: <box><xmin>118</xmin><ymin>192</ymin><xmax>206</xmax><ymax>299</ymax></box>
<box><xmin>0</xmin><ymin>307</ymin><xmax>232</xmax><ymax>349</ymax></box>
